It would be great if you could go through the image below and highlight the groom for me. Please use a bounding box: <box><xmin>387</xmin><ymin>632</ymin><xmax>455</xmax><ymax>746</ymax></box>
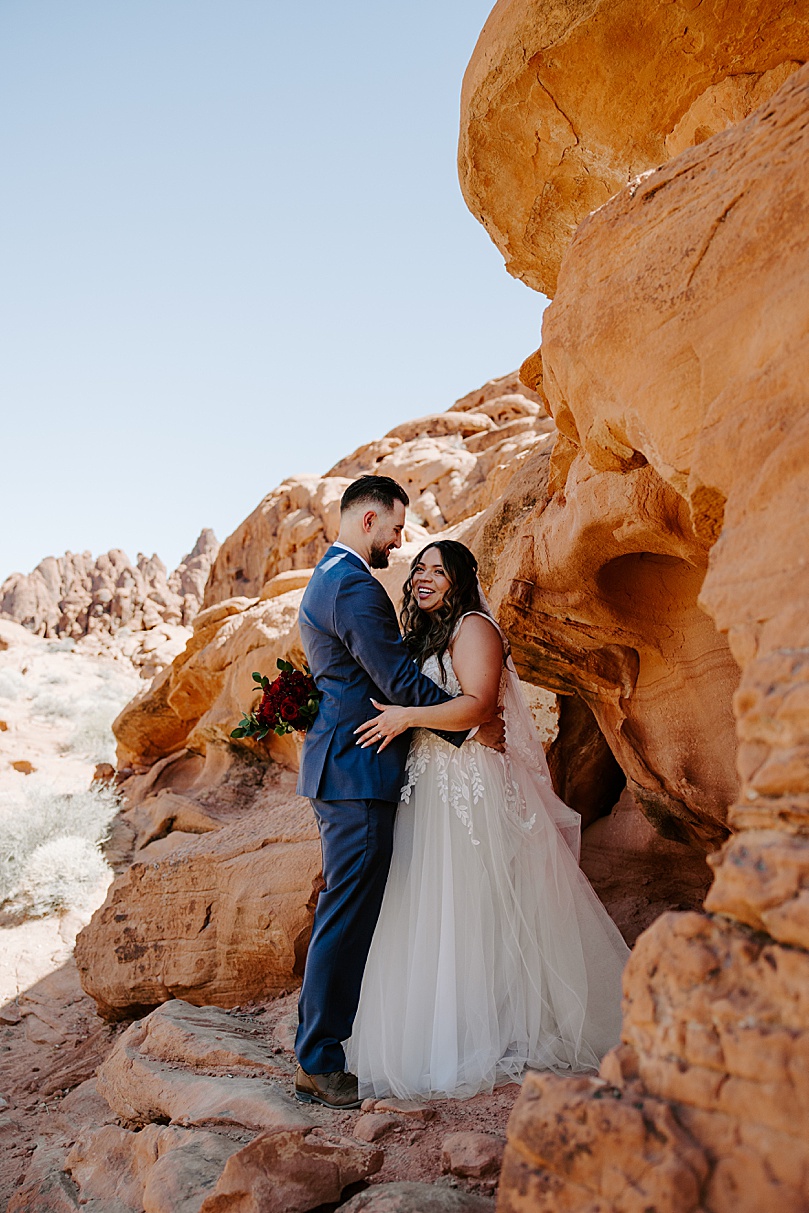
<box><xmin>294</xmin><ymin>474</ymin><xmax>503</xmax><ymax>1108</ymax></box>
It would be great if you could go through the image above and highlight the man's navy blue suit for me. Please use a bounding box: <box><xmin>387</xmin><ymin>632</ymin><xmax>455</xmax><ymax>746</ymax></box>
<box><xmin>295</xmin><ymin>544</ymin><xmax>465</xmax><ymax>1075</ymax></box>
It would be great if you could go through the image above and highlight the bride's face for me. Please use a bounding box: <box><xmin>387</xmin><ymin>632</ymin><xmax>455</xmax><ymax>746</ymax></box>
<box><xmin>411</xmin><ymin>547</ymin><xmax>452</xmax><ymax>613</ymax></box>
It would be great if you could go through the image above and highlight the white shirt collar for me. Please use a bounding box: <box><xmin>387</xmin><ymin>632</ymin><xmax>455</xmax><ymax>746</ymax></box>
<box><xmin>332</xmin><ymin>541</ymin><xmax>372</xmax><ymax>574</ymax></box>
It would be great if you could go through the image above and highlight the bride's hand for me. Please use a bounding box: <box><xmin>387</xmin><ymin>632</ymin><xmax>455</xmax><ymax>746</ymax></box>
<box><xmin>354</xmin><ymin>699</ymin><xmax>412</xmax><ymax>752</ymax></box>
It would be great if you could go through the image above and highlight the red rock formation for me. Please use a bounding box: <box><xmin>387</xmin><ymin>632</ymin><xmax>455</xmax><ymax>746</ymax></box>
<box><xmin>202</xmin><ymin>373</ymin><xmax>552</xmax><ymax>607</ymax></box>
<box><xmin>0</xmin><ymin>528</ymin><xmax>218</xmax><ymax>638</ymax></box>
<box><xmin>458</xmin><ymin>8</ymin><xmax>809</xmax><ymax>1204</ymax></box>
<box><xmin>459</xmin><ymin>0</ymin><xmax>809</xmax><ymax>296</ymax></box>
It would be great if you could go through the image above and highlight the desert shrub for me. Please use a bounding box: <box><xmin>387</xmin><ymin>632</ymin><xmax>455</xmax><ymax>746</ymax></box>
<box><xmin>0</xmin><ymin>782</ymin><xmax>120</xmax><ymax>911</ymax></box>
<box><xmin>0</xmin><ymin>641</ymin><xmax>140</xmax><ymax>917</ymax></box>
<box><xmin>66</xmin><ymin>685</ymin><xmax>134</xmax><ymax>763</ymax></box>
<box><xmin>32</xmin><ymin>689</ymin><xmax>74</xmax><ymax>719</ymax></box>
<box><xmin>16</xmin><ymin>835</ymin><xmax>110</xmax><ymax>916</ymax></box>
<box><xmin>0</xmin><ymin>670</ymin><xmax>26</xmax><ymax>700</ymax></box>
<box><xmin>22</xmin><ymin>650</ymin><xmax>140</xmax><ymax>762</ymax></box>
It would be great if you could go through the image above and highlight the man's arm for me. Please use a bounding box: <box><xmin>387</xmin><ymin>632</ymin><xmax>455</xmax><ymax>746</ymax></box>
<box><xmin>335</xmin><ymin>572</ymin><xmax>469</xmax><ymax>748</ymax></box>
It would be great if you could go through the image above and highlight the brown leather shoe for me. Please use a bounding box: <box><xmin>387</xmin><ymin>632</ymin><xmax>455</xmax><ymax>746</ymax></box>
<box><xmin>294</xmin><ymin>1064</ymin><xmax>361</xmax><ymax>1109</ymax></box>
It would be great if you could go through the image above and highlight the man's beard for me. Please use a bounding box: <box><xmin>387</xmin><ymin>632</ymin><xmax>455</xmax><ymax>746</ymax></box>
<box><xmin>369</xmin><ymin>541</ymin><xmax>391</xmax><ymax>569</ymax></box>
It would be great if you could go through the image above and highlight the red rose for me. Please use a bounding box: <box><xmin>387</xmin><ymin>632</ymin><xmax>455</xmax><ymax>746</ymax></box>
<box><xmin>279</xmin><ymin>697</ymin><xmax>300</xmax><ymax>723</ymax></box>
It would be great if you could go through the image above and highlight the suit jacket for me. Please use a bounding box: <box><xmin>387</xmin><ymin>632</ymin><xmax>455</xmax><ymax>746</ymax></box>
<box><xmin>296</xmin><ymin>546</ymin><xmax>465</xmax><ymax>802</ymax></box>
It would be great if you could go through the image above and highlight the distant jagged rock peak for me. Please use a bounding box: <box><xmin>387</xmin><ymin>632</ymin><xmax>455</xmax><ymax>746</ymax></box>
<box><xmin>0</xmin><ymin>529</ymin><xmax>220</xmax><ymax>639</ymax></box>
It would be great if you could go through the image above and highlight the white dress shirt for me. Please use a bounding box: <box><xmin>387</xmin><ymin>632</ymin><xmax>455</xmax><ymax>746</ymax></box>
<box><xmin>333</xmin><ymin>540</ymin><xmax>372</xmax><ymax>574</ymax></box>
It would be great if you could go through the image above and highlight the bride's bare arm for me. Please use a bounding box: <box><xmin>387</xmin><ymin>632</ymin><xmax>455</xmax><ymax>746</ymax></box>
<box><xmin>354</xmin><ymin>615</ymin><xmax>503</xmax><ymax>752</ymax></box>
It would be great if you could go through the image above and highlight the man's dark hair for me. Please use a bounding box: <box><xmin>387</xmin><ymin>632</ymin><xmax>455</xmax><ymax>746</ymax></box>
<box><xmin>340</xmin><ymin>475</ymin><xmax>409</xmax><ymax>515</ymax></box>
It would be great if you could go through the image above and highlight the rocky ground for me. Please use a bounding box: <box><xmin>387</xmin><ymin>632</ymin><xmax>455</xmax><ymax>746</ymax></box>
<box><xmin>1</xmin><ymin>965</ymin><xmax>514</xmax><ymax>1211</ymax></box>
<box><xmin>3</xmin><ymin>0</ymin><xmax>807</xmax><ymax>1206</ymax></box>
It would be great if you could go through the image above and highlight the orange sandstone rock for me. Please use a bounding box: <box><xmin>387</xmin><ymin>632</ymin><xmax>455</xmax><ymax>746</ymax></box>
<box><xmin>75</xmin><ymin>779</ymin><xmax>320</xmax><ymax>1019</ymax></box>
<box><xmin>95</xmin><ymin>1001</ymin><xmax>312</xmax><ymax>1130</ymax></box>
<box><xmin>459</xmin><ymin>0</ymin><xmax>809</xmax><ymax>296</ymax></box>
<box><xmin>471</xmin><ymin>455</ymin><xmax>740</xmax><ymax>849</ymax></box>
<box><xmin>498</xmin><ymin>1070</ymin><xmax>707</xmax><ymax>1213</ymax></box>
<box><xmin>197</xmin><ymin>1129</ymin><xmax>383</xmax><ymax>1213</ymax></box>
<box><xmin>485</xmin><ymin>47</ymin><xmax>809</xmax><ymax>1213</ymax></box>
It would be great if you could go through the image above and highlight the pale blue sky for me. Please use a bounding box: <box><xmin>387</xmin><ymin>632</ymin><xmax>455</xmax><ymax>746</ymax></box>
<box><xmin>0</xmin><ymin>1</ymin><xmax>547</xmax><ymax>578</ymax></box>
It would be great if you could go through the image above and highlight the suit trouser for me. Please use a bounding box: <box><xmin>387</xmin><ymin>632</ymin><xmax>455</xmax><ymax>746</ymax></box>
<box><xmin>295</xmin><ymin>797</ymin><xmax>397</xmax><ymax>1075</ymax></box>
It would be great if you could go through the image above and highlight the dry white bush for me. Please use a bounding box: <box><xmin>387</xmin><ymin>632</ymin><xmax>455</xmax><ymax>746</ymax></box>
<box><xmin>0</xmin><ymin>670</ymin><xmax>25</xmax><ymax>700</ymax></box>
<box><xmin>0</xmin><ymin>634</ymin><xmax>140</xmax><ymax>919</ymax></box>
<box><xmin>16</xmin><ymin>835</ymin><xmax>110</xmax><ymax>916</ymax></box>
<box><xmin>22</xmin><ymin>656</ymin><xmax>140</xmax><ymax>764</ymax></box>
<box><xmin>0</xmin><ymin>777</ymin><xmax>121</xmax><ymax>912</ymax></box>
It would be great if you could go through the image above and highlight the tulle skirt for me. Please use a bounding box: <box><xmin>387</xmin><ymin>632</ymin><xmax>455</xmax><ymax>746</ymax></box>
<box><xmin>344</xmin><ymin>733</ymin><xmax>630</xmax><ymax>1100</ymax></box>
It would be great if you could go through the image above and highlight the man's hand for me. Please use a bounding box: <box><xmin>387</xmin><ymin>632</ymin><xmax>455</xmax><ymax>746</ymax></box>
<box><xmin>475</xmin><ymin>709</ymin><xmax>505</xmax><ymax>753</ymax></box>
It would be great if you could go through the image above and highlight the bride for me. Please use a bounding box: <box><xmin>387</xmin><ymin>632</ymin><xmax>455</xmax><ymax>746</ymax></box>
<box><xmin>347</xmin><ymin>539</ymin><xmax>630</xmax><ymax>1100</ymax></box>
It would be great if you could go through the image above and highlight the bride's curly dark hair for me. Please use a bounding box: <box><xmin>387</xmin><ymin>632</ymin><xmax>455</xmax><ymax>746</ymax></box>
<box><xmin>400</xmin><ymin>540</ymin><xmax>481</xmax><ymax>678</ymax></box>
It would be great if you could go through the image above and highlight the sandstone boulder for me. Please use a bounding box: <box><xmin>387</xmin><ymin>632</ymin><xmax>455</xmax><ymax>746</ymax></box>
<box><xmin>441</xmin><ymin>1131</ymin><xmax>505</xmax><ymax>1181</ymax></box>
<box><xmin>64</xmin><ymin>1123</ymin><xmax>243</xmax><ymax>1213</ymax></box>
<box><xmin>75</xmin><ymin>773</ymin><xmax>320</xmax><ymax>1019</ymax></box>
<box><xmin>112</xmin><ymin>590</ymin><xmax>305</xmax><ymax>771</ymax></box>
<box><xmin>353</xmin><ymin>1113</ymin><xmax>402</xmax><ymax>1143</ymax></box>
<box><xmin>497</xmin><ymin>1069</ymin><xmax>708</xmax><ymax>1213</ymax></box>
<box><xmin>617</xmin><ymin>912</ymin><xmax>809</xmax><ymax>1147</ymax></box>
<box><xmin>197</xmin><ymin>1128</ymin><xmax>383</xmax><ymax>1213</ymax></box>
<box><xmin>95</xmin><ymin>1001</ymin><xmax>312</xmax><ymax>1130</ymax></box>
<box><xmin>459</xmin><ymin>0</ymin><xmax>809</xmax><ymax>295</ymax></box>
<box><xmin>340</xmin><ymin>1182</ymin><xmax>495</xmax><ymax>1212</ymax></box>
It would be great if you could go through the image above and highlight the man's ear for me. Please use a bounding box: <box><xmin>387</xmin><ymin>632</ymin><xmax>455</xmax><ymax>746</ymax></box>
<box><xmin>362</xmin><ymin>509</ymin><xmax>377</xmax><ymax>533</ymax></box>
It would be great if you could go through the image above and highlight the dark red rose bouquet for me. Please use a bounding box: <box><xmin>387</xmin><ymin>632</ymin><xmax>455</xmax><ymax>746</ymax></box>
<box><xmin>231</xmin><ymin>660</ymin><xmax>321</xmax><ymax>740</ymax></box>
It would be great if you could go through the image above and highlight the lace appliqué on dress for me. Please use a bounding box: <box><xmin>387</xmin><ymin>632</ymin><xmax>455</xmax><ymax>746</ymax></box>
<box><xmin>400</xmin><ymin>652</ymin><xmax>485</xmax><ymax>845</ymax></box>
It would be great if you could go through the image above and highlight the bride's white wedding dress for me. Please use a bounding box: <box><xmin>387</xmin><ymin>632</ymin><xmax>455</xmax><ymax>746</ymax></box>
<box><xmin>344</xmin><ymin>611</ymin><xmax>630</xmax><ymax>1100</ymax></box>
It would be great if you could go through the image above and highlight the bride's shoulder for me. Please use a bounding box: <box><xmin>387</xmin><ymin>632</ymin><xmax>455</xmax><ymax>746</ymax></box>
<box><xmin>450</xmin><ymin>611</ymin><xmax>505</xmax><ymax>652</ymax></box>
<box><xmin>453</xmin><ymin>610</ymin><xmax>501</xmax><ymax>635</ymax></box>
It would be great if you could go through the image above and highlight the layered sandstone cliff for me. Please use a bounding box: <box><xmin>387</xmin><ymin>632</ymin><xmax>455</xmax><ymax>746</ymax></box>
<box><xmin>457</xmin><ymin>4</ymin><xmax>809</xmax><ymax>1209</ymax></box>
